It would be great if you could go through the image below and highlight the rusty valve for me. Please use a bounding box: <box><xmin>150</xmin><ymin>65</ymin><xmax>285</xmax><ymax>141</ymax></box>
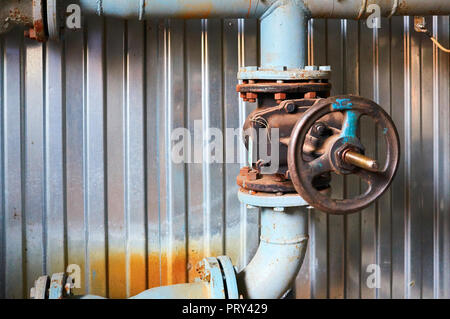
<box><xmin>288</xmin><ymin>95</ymin><xmax>400</xmax><ymax>214</ymax></box>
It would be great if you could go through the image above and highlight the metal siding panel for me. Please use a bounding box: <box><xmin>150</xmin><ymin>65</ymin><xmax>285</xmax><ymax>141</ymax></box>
<box><xmin>202</xmin><ymin>18</ymin><xmax>225</xmax><ymax>259</ymax></box>
<box><xmin>0</xmin><ymin>15</ymin><xmax>449</xmax><ymax>299</ymax></box>
<box><xmin>419</xmin><ymin>16</ymin><xmax>436</xmax><ymax>299</ymax></box>
<box><xmin>0</xmin><ymin>34</ymin><xmax>4</xmax><ymax>299</ymax></box>
<box><xmin>185</xmin><ymin>19</ymin><xmax>205</xmax><ymax>282</ymax></box>
<box><xmin>389</xmin><ymin>16</ymin><xmax>407</xmax><ymax>299</ymax></box>
<box><xmin>24</xmin><ymin>40</ymin><xmax>45</xmax><ymax>294</ymax></box>
<box><xmin>158</xmin><ymin>19</ymin><xmax>187</xmax><ymax>286</ymax></box>
<box><xmin>3</xmin><ymin>30</ymin><xmax>25</xmax><ymax>299</ymax></box>
<box><xmin>145</xmin><ymin>18</ymin><xmax>162</xmax><ymax>290</ymax></box>
<box><xmin>222</xmin><ymin>18</ymin><xmax>242</xmax><ymax>268</ymax></box>
<box><xmin>435</xmin><ymin>16</ymin><xmax>450</xmax><ymax>299</ymax></box>
<box><xmin>45</xmin><ymin>39</ymin><xmax>66</xmax><ymax>280</ymax></box>
<box><xmin>376</xmin><ymin>17</ymin><xmax>393</xmax><ymax>299</ymax></box>
<box><xmin>84</xmin><ymin>17</ymin><xmax>107</xmax><ymax>296</ymax></box>
<box><xmin>126</xmin><ymin>19</ymin><xmax>147</xmax><ymax>298</ymax></box>
<box><xmin>407</xmin><ymin>15</ymin><xmax>422</xmax><ymax>299</ymax></box>
<box><xmin>64</xmin><ymin>26</ymin><xmax>87</xmax><ymax>296</ymax></box>
<box><xmin>105</xmin><ymin>17</ymin><xmax>126</xmax><ymax>299</ymax></box>
<box><xmin>359</xmin><ymin>20</ymin><xmax>377</xmax><ymax>300</ymax></box>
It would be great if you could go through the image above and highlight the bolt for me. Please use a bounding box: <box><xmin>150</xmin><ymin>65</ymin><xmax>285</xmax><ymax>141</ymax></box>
<box><xmin>284</xmin><ymin>102</ymin><xmax>296</xmax><ymax>113</ymax></box>
<box><xmin>275</xmin><ymin>92</ymin><xmax>286</xmax><ymax>104</ymax></box>
<box><xmin>304</xmin><ymin>92</ymin><xmax>317</xmax><ymax>99</ymax></box>
<box><xmin>247</xmin><ymin>170</ymin><xmax>259</xmax><ymax>181</ymax></box>
<box><xmin>313</xmin><ymin>123</ymin><xmax>328</xmax><ymax>136</ymax></box>
<box><xmin>240</xmin><ymin>167</ymin><xmax>251</xmax><ymax>176</ymax></box>
<box><xmin>246</xmin><ymin>92</ymin><xmax>257</xmax><ymax>103</ymax></box>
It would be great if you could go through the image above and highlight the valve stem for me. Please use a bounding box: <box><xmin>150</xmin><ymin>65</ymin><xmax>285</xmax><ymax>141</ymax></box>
<box><xmin>343</xmin><ymin>150</ymin><xmax>379</xmax><ymax>172</ymax></box>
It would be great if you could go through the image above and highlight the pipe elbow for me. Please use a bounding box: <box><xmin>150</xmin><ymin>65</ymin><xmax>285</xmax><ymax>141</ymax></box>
<box><xmin>237</xmin><ymin>206</ymin><xmax>309</xmax><ymax>299</ymax></box>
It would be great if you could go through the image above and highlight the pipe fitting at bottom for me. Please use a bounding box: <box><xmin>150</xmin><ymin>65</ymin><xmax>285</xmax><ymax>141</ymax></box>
<box><xmin>237</xmin><ymin>205</ymin><xmax>309</xmax><ymax>299</ymax></box>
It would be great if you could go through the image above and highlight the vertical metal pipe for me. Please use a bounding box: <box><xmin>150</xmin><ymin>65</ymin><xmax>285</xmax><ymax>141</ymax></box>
<box><xmin>260</xmin><ymin>1</ymin><xmax>309</xmax><ymax>69</ymax></box>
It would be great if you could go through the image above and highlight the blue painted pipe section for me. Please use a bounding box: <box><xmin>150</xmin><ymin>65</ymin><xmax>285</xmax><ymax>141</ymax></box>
<box><xmin>237</xmin><ymin>206</ymin><xmax>309</xmax><ymax>299</ymax></box>
<box><xmin>79</xmin><ymin>0</ymin><xmax>274</xmax><ymax>19</ymax></box>
<box><xmin>130</xmin><ymin>282</ymin><xmax>211</xmax><ymax>299</ymax></box>
<box><xmin>260</xmin><ymin>0</ymin><xmax>308</xmax><ymax>69</ymax></box>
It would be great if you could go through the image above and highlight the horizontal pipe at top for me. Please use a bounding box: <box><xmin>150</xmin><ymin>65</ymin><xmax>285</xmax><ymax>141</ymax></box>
<box><xmin>78</xmin><ymin>0</ymin><xmax>273</xmax><ymax>19</ymax></box>
<box><xmin>303</xmin><ymin>0</ymin><xmax>450</xmax><ymax>19</ymax></box>
<box><xmin>79</xmin><ymin>0</ymin><xmax>450</xmax><ymax>20</ymax></box>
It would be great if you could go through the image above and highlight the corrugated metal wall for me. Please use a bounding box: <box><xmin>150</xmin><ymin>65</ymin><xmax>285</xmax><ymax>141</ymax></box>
<box><xmin>0</xmin><ymin>15</ymin><xmax>449</xmax><ymax>299</ymax></box>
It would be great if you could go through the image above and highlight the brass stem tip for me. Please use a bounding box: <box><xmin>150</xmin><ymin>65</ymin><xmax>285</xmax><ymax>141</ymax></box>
<box><xmin>343</xmin><ymin>150</ymin><xmax>379</xmax><ymax>172</ymax></box>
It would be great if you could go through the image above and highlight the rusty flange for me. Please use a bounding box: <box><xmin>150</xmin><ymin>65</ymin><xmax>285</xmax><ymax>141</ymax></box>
<box><xmin>236</xmin><ymin>82</ymin><xmax>331</xmax><ymax>94</ymax></box>
<box><xmin>288</xmin><ymin>95</ymin><xmax>400</xmax><ymax>214</ymax></box>
<box><xmin>237</xmin><ymin>167</ymin><xmax>296</xmax><ymax>193</ymax></box>
<box><xmin>237</xmin><ymin>80</ymin><xmax>331</xmax><ymax>103</ymax></box>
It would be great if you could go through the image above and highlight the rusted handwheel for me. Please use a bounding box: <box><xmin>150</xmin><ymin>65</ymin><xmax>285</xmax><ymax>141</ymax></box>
<box><xmin>288</xmin><ymin>95</ymin><xmax>400</xmax><ymax>214</ymax></box>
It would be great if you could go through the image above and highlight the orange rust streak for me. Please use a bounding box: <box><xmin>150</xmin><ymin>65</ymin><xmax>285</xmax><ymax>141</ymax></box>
<box><xmin>247</xmin><ymin>0</ymin><xmax>252</xmax><ymax>18</ymax></box>
<box><xmin>129</xmin><ymin>253</ymin><xmax>147</xmax><ymax>297</ymax></box>
<box><xmin>108</xmin><ymin>252</ymin><xmax>126</xmax><ymax>298</ymax></box>
<box><xmin>178</xmin><ymin>2</ymin><xmax>214</xmax><ymax>19</ymax></box>
<box><xmin>70</xmin><ymin>248</ymin><xmax>225</xmax><ymax>298</ymax></box>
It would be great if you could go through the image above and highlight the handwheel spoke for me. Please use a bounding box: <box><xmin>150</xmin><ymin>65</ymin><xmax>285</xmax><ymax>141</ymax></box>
<box><xmin>306</xmin><ymin>155</ymin><xmax>332</xmax><ymax>177</ymax></box>
<box><xmin>340</xmin><ymin>110</ymin><xmax>361</xmax><ymax>140</ymax></box>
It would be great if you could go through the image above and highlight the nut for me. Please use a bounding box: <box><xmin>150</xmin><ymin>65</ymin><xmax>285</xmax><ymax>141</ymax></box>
<box><xmin>284</xmin><ymin>102</ymin><xmax>296</xmax><ymax>113</ymax></box>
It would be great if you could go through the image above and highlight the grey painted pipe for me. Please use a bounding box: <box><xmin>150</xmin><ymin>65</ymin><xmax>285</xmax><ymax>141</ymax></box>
<box><xmin>78</xmin><ymin>0</ymin><xmax>275</xmax><ymax>19</ymax></box>
<box><xmin>303</xmin><ymin>0</ymin><xmax>450</xmax><ymax>19</ymax></box>
<box><xmin>260</xmin><ymin>0</ymin><xmax>309</xmax><ymax>69</ymax></box>
<box><xmin>79</xmin><ymin>0</ymin><xmax>450</xmax><ymax>20</ymax></box>
<box><xmin>237</xmin><ymin>206</ymin><xmax>309</xmax><ymax>299</ymax></box>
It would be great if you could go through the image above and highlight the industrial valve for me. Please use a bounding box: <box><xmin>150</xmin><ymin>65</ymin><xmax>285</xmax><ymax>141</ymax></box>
<box><xmin>287</xmin><ymin>96</ymin><xmax>400</xmax><ymax>214</ymax></box>
<box><xmin>237</xmin><ymin>69</ymin><xmax>400</xmax><ymax>215</ymax></box>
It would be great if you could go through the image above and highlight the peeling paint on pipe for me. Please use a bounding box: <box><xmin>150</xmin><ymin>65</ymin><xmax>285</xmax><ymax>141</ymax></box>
<box><xmin>260</xmin><ymin>0</ymin><xmax>309</xmax><ymax>69</ymax></box>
